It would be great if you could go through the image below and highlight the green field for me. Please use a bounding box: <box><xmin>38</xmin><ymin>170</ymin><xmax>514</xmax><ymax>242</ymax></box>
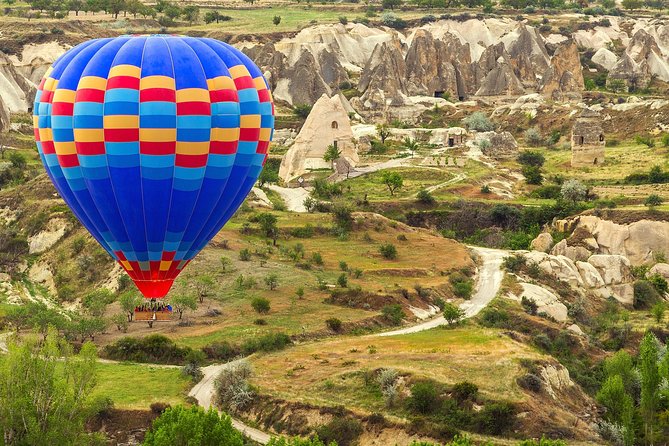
<box><xmin>93</xmin><ymin>362</ymin><xmax>191</xmax><ymax>409</ymax></box>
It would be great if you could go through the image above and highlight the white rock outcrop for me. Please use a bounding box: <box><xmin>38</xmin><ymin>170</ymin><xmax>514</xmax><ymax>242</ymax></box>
<box><xmin>530</xmin><ymin>232</ymin><xmax>554</xmax><ymax>253</ymax></box>
<box><xmin>28</xmin><ymin>218</ymin><xmax>69</xmax><ymax>254</ymax></box>
<box><xmin>279</xmin><ymin>94</ymin><xmax>359</xmax><ymax>182</ymax></box>
<box><xmin>519</xmin><ymin>282</ymin><xmax>568</xmax><ymax>322</ymax></box>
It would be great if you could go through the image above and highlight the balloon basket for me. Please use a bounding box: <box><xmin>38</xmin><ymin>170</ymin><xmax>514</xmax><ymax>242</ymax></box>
<box><xmin>133</xmin><ymin>301</ymin><xmax>173</xmax><ymax>322</ymax></box>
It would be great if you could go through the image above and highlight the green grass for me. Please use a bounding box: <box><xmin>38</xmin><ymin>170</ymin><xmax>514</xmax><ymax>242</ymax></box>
<box><xmin>93</xmin><ymin>362</ymin><xmax>191</xmax><ymax>409</ymax></box>
<box><xmin>341</xmin><ymin>167</ymin><xmax>454</xmax><ymax>201</ymax></box>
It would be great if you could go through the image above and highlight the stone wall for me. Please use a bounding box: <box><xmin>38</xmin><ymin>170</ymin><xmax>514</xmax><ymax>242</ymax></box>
<box><xmin>571</xmin><ymin>111</ymin><xmax>604</xmax><ymax>167</ymax></box>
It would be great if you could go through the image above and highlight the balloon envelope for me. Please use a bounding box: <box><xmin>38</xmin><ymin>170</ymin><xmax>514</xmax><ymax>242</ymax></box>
<box><xmin>33</xmin><ymin>35</ymin><xmax>274</xmax><ymax>299</ymax></box>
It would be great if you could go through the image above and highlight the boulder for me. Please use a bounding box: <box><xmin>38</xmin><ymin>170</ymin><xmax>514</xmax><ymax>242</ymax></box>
<box><xmin>359</xmin><ymin>37</ymin><xmax>407</xmax><ymax>106</ymax></box>
<box><xmin>28</xmin><ymin>218</ymin><xmax>69</xmax><ymax>254</ymax></box>
<box><xmin>279</xmin><ymin>94</ymin><xmax>358</xmax><ymax>182</ymax></box>
<box><xmin>28</xmin><ymin>261</ymin><xmax>56</xmax><ymax>295</ymax></box>
<box><xmin>478</xmin><ymin>131</ymin><xmax>518</xmax><ymax>159</ymax></box>
<box><xmin>539</xmin><ymin>364</ymin><xmax>574</xmax><ymax>400</ymax></box>
<box><xmin>576</xmin><ymin>261</ymin><xmax>606</xmax><ymax>289</ymax></box>
<box><xmin>591</xmin><ymin>48</ymin><xmax>619</xmax><ymax>71</ymax></box>
<box><xmin>649</xmin><ymin>263</ymin><xmax>669</xmax><ymax>281</ymax></box>
<box><xmin>567</xmin><ymin>324</ymin><xmax>585</xmax><ymax>336</ymax></box>
<box><xmin>551</xmin><ymin>239</ymin><xmax>591</xmax><ymax>262</ymax></box>
<box><xmin>530</xmin><ymin>232</ymin><xmax>554</xmax><ymax>253</ymax></box>
<box><xmin>524</xmin><ymin>251</ymin><xmax>584</xmax><ymax>287</ymax></box>
<box><xmin>588</xmin><ymin>254</ymin><xmax>634</xmax><ymax>305</ymax></box>
<box><xmin>519</xmin><ymin>282</ymin><xmax>568</xmax><ymax>322</ymax></box>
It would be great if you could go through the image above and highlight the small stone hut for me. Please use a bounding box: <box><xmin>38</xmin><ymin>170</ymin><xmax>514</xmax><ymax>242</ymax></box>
<box><xmin>571</xmin><ymin>108</ymin><xmax>605</xmax><ymax>167</ymax></box>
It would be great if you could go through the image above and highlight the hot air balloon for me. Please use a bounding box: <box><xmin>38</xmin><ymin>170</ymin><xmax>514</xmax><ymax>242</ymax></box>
<box><xmin>33</xmin><ymin>35</ymin><xmax>274</xmax><ymax>311</ymax></box>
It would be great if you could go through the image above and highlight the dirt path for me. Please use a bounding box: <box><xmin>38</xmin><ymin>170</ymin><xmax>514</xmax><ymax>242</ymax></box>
<box><xmin>375</xmin><ymin>246</ymin><xmax>507</xmax><ymax>337</ymax></box>
<box><xmin>422</xmin><ymin>172</ymin><xmax>467</xmax><ymax>194</ymax></box>
<box><xmin>267</xmin><ymin>185</ymin><xmax>310</xmax><ymax>213</ymax></box>
<box><xmin>188</xmin><ymin>360</ymin><xmax>272</xmax><ymax>444</ymax></box>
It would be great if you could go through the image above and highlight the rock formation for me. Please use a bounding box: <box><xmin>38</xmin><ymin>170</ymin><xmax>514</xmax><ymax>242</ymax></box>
<box><xmin>540</xmin><ymin>40</ymin><xmax>584</xmax><ymax>101</ymax></box>
<box><xmin>279</xmin><ymin>94</ymin><xmax>358</xmax><ymax>182</ymax></box>
<box><xmin>591</xmin><ymin>48</ymin><xmax>618</xmax><ymax>71</ymax></box>
<box><xmin>478</xmin><ymin>131</ymin><xmax>518</xmax><ymax>159</ymax></box>
<box><xmin>608</xmin><ymin>29</ymin><xmax>665</xmax><ymax>91</ymax></box>
<box><xmin>0</xmin><ymin>50</ymin><xmax>36</xmax><ymax>131</ymax></box>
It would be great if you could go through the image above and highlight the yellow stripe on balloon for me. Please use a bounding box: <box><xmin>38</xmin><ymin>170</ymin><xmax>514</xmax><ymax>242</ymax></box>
<box><xmin>228</xmin><ymin>65</ymin><xmax>249</xmax><ymax>79</ymax></box>
<box><xmin>77</xmin><ymin>76</ymin><xmax>107</xmax><ymax>90</ymax></box>
<box><xmin>53</xmin><ymin>89</ymin><xmax>76</xmax><ymax>103</ymax></box>
<box><xmin>211</xmin><ymin>127</ymin><xmax>239</xmax><ymax>142</ymax></box>
<box><xmin>206</xmin><ymin>76</ymin><xmax>235</xmax><ymax>91</ymax></box>
<box><xmin>139</xmin><ymin>128</ymin><xmax>177</xmax><ymax>142</ymax></box>
<box><xmin>104</xmin><ymin>115</ymin><xmax>139</xmax><ymax>129</ymax></box>
<box><xmin>54</xmin><ymin>141</ymin><xmax>76</xmax><ymax>155</ymax></box>
<box><xmin>176</xmin><ymin>141</ymin><xmax>209</xmax><ymax>155</ymax></box>
<box><xmin>240</xmin><ymin>115</ymin><xmax>261</xmax><ymax>128</ymax></box>
<box><xmin>175</xmin><ymin>88</ymin><xmax>210</xmax><ymax>103</ymax></box>
<box><xmin>140</xmin><ymin>75</ymin><xmax>175</xmax><ymax>90</ymax></box>
<box><xmin>109</xmin><ymin>64</ymin><xmax>141</xmax><ymax>78</ymax></box>
<box><xmin>73</xmin><ymin>128</ymin><xmax>104</xmax><ymax>142</ymax></box>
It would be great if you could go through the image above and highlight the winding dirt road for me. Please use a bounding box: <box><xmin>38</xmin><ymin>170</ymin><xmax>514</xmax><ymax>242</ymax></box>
<box><xmin>375</xmin><ymin>246</ymin><xmax>507</xmax><ymax>337</ymax></box>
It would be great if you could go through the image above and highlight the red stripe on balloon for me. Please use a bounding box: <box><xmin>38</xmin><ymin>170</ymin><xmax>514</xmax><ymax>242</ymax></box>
<box><xmin>52</xmin><ymin>102</ymin><xmax>74</xmax><ymax>115</ymax></box>
<box><xmin>176</xmin><ymin>102</ymin><xmax>210</xmax><ymax>116</ymax></box>
<box><xmin>257</xmin><ymin>90</ymin><xmax>271</xmax><ymax>102</ymax></box>
<box><xmin>57</xmin><ymin>153</ymin><xmax>79</xmax><ymax>168</ymax></box>
<box><xmin>162</xmin><ymin>251</ymin><xmax>176</xmax><ymax>261</ymax></box>
<box><xmin>107</xmin><ymin>76</ymin><xmax>140</xmax><ymax>90</ymax></box>
<box><xmin>209</xmin><ymin>89</ymin><xmax>237</xmax><ymax>102</ymax></box>
<box><xmin>239</xmin><ymin>128</ymin><xmax>260</xmax><ymax>141</ymax></box>
<box><xmin>233</xmin><ymin>77</ymin><xmax>254</xmax><ymax>90</ymax></box>
<box><xmin>77</xmin><ymin>141</ymin><xmax>106</xmax><ymax>155</ymax></box>
<box><xmin>256</xmin><ymin>141</ymin><xmax>270</xmax><ymax>154</ymax></box>
<box><xmin>140</xmin><ymin>88</ymin><xmax>176</xmax><ymax>102</ymax></box>
<box><xmin>175</xmin><ymin>154</ymin><xmax>208</xmax><ymax>168</ymax></box>
<box><xmin>209</xmin><ymin>140</ymin><xmax>237</xmax><ymax>155</ymax></box>
<box><xmin>105</xmin><ymin>128</ymin><xmax>140</xmax><ymax>142</ymax></box>
<box><xmin>41</xmin><ymin>140</ymin><xmax>56</xmax><ymax>154</ymax></box>
<box><xmin>41</xmin><ymin>90</ymin><xmax>54</xmax><ymax>103</ymax></box>
<box><xmin>76</xmin><ymin>89</ymin><xmax>105</xmax><ymax>103</ymax></box>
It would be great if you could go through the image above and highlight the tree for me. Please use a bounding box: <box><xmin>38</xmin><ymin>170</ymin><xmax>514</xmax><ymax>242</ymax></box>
<box><xmin>182</xmin><ymin>5</ymin><xmax>198</xmax><ymax>23</ymax></box>
<box><xmin>376</xmin><ymin>123</ymin><xmax>391</xmax><ymax>144</ymax></box>
<box><xmin>195</xmin><ymin>275</ymin><xmax>214</xmax><ymax>303</ymax></box>
<box><xmin>644</xmin><ymin>194</ymin><xmax>663</xmax><ymax>209</ymax></box>
<box><xmin>8</xmin><ymin>152</ymin><xmax>26</xmax><ymax>169</ymax></box>
<box><xmin>125</xmin><ymin>0</ymin><xmax>142</xmax><ymax>17</ymax></box>
<box><xmin>293</xmin><ymin>104</ymin><xmax>312</xmax><ymax>119</ymax></box>
<box><xmin>119</xmin><ymin>290</ymin><xmax>142</xmax><ymax>322</ymax></box>
<box><xmin>69</xmin><ymin>316</ymin><xmax>107</xmax><ymax>342</ymax></box>
<box><xmin>416</xmin><ymin>189</ymin><xmax>435</xmax><ymax>205</ymax></box>
<box><xmin>524</xmin><ymin>128</ymin><xmax>543</xmax><ymax>147</ymax></box>
<box><xmin>402</xmin><ymin>137</ymin><xmax>418</xmax><ymax>157</ymax></box>
<box><xmin>143</xmin><ymin>405</ymin><xmax>244</xmax><ymax>446</ymax></box>
<box><xmin>331</xmin><ymin>201</ymin><xmax>353</xmax><ymax>233</ymax></box>
<box><xmin>256</xmin><ymin>212</ymin><xmax>279</xmax><ymax>245</ymax></box>
<box><xmin>164</xmin><ymin>3</ymin><xmax>181</xmax><ymax>20</ymax></box>
<box><xmin>29</xmin><ymin>302</ymin><xmax>66</xmax><ymax>340</ymax></box>
<box><xmin>382</xmin><ymin>304</ymin><xmax>404</xmax><ymax>325</ymax></box>
<box><xmin>107</xmin><ymin>0</ymin><xmax>126</xmax><ymax>18</ymax></box>
<box><xmin>442</xmin><ymin>302</ymin><xmax>465</xmax><ymax>326</ymax></box>
<box><xmin>264</xmin><ymin>273</ymin><xmax>279</xmax><ymax>291</ymax></box>
<box><xmin>267</xmin><ymin>436</ymin><xmax>335</xmax><ymax>446</ymax></box>
<box><xmin>379</xmin><ymin>243</ymin><xmax>398</xmax><ymax>260</ymax></box>
<box><xmin>82</xmin><ymin>289</ymin><xmax>115</xmax><ymax>317</ymax></box>
<box><xmin>251</xmin><ymin>297</ymin><xmax>271</xmax><ymax>314</ymax></box>
<box><xmin>323</xmin><ymin>144</ymin><xmax>342</xmax><ymax>169</ymax></box>
<box><xmin>522</xmin><ymin>165</ymin><xmax>543</xmax><ymax>185</ymax></box>
<box><xmin>380</xmin><ymin>171</ymin><xmax>403</xmax><ymax>196</ymax></box>
<box><xmin>597</xmin><ymin>375</ymin><xmax>635</xmax><ymax>426</ymax></box>
<box><xmin>560</xmin><ymin>179</ymin><xmax>587</xmax><ymax>203</ymax></box>
<box><xmin>650</xmin><ymin>301</ymin><xmax>665</xmax><ymax>324</ymax></box>
<box><xmin>0</xmin><ymin>331</ymin><xmax>99</xmax><ymax>445</ymax></box>
<box><xmin>272</xmin><ymin>15</ymin><xmax>281</xmax><ymax>25</ymax></box>
<box><xmin>203</xmin><ymin>10</ymin><xmax>220</xmax><ymax>23</ymax></box>
<box><xmin>258</xmin><ymin>165</ymin><xmax>279</xmax><ymax>187</ymax></box>
<box><xmin>382</xmin><ymin>0</ymin><xmax>402</xmax><ymax>9</ymax></box>
<box><xmin>111</xmin><ymin>313</ymin><xmax>129</xmax><ymax>332</ymax></box>
<box><xmin>639</xmin><ymin>331</ymin><xmax>660</xmax><ymax>443</ymax></box>
<box><xmin>170</xmin><ymin>293</ymin><xmax>198</xmax><ymax>319</ymax></box>
<box><xmin>67</xmin><ymin>0</ymin><xmax>83</xmax><ymax>14</ymax></box>
<box><xmin>622</xmin><ymin>0</ymin><xmax>642</xmax><ymax>9</ymax></box>
<box><xmin>517</xmin><ymin>151</ymin><xmax>545</xmax><ymax>167</ymax></box>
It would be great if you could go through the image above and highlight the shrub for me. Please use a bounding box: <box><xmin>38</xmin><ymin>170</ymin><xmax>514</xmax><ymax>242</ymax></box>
<box><xmin>452</xmin><ymin>281</ymin><xmax>473</xmax><ymax>299</ymax></box>
<box><xmin>503</xmin><ymin>254</ymin><xmax>526</xmax><ymax>272</ymax></box>
<box><xmin>144</xmin><ymin>405</ymin><xmax>243</xmax><ymax>446</ymax></box>
<box><xmin>633</xmin><ymin>280</ymin><xmax>660</xmax><ymax>309</ymax></box>
<box><xmin>311</xmin><ymin>252</ymin><xmax>323</xmax><ymax>265</ymax></box>
<box><xmin>214</xmin><ymin>360</ymin><xmax>254</xmax><ymax>413</ymax></box>
<box><xmin>379</xmin><ymin>243</ymin><xmax>397</xmax><ymax>259</ymax></box>
<box><xmin>315</xmin><ymin>417</ymin><xmax>363</xmax><ymax>446</ymax></box>
<box><xmin>462</xmin><ymin>112</ymin><xmax>494</xmax><ymax>131</ymax></box>
<box><xmin>517</xmin><ymin>373</ymin><xmax>542</xmax><ymax>392</ymax></box>
<box><xmin>251</xmin><ymin>297</ymin><xmax>271</xmax><ymax>314</ymax></box>
<box><xmin>451</xmin><ymin>381</ymin><xmax>478</xmax><ymax>402</ymax></box>
<box><xmin>521</xmin><ymin>296</ymin><xmax>538</xmax><ymax>315</ymax></box>
<box><xmin>479</xmin><ymin>308</ymin><xmax>510</xmax><ymax>328</ymax></box>
<box><xmin>474</xmin><ymin>401</ymin><xmax>515</xmax><ymax>435</ymax></box>
<box><xmin>644</xmin><ymin>194</ymin><xmax>663</xmax><ymax>209</ymax></box>
<box><xmin>522</xmin><ymin>165</ymin><xmax>543</xmax><ymax>185</ymax></box>
<box><xmin>635</xmin><ymin>135</ymin><xmax>655</xmax><ymax>147</ymax></box>
<box><xmin>524</xmin><ymin>128</ymin><xmax>543</xmax><ymax>147</ymax></box>
<box><xmin>326</xmin><ymin>318</ymin><xmax>343</xmax><ymax>332</ymax></box>
<box><xmin>102</xmin><ymin>335</ymin><xmax>194</xmax><ymax>365</ymax></box>
<box><xmin>408</xmin><ymin>381</ymin><xmax>439</xmax><ymax>414</ymax></box>
<box><xmin>517</xmin><ymin>151</ymin><xmax>545</xmax><ymax>167</ymax></box>
<box><xmin>202</xmin><ymin>341</ymin><xmax>241</xmax><ymax>361</ymax></box>
<box><xmin>382</xmin><ymin>304</ymin><xmax>404</xmax><ymax>325</ymax></box>
<box><xmin>241</xmin><ymin>333</ymin><xmax>292</xmax><ymax>355</ymax></box>
<box><xmin>339</xmin><ymin>260</ymin><xmax>348</xmax><ymax>271</ymax></box>
<box><xmin>293</xmin><ymin>104</ymin><xmax>312</xmax><ymax>119</ymax></box>
<box><xmin>416</xmin><ymin>189</ymin><xmax>436</xmax><ymax>205</ymax></box>
<box><xmin>239</xmin><ymin>248</ymin><xmax>251</xmax><ymax>261</ymax></box>
<box><xmin>337</xmin><ymin>273</ymin><xmax>348</xmax><ymax>288</ymax></box>
<box><xmin>648</xmin><ymin>273</ymin><xmax>668</xmax><ymax>294</ymax></box>
<box><xmin>560</xmin><ymin>179</ymin><xmax>587</xmax><ymax>203</ymax></box>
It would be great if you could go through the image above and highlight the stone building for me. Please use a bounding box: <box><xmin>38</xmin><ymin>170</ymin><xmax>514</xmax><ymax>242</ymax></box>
<box><xmin>571</xmin><ymin>108</ymin><xmax>605</xmax><ymax>167</ymax></box>
<box><xmin>279</xmin><ymin>94</ymin><xmax>359</xmax><ymax>183</ymax></box>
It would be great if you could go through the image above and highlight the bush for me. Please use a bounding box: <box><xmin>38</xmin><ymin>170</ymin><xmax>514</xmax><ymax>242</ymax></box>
<box><xmin>239</xmin><ymin>248</ymin><xmax>251</xmax><ymax>261</ymax></box>
<box><xmin>462</xmin><ymin>112</ymin><xmax>494</xmax><ymax>132</ymax></box>
<box><xmin>522</xmin><ymin>165</ymin><xmax>543</xmax><ymax>185</ymax></box>
<box><xmin>474</xmin><ymin>401</ymin><xmax>515</xmax><ymax>435</ymax></box>
<box><xmin>416</xmin><ymin>189</ymin><xmax>436</xmax><ymax>205</ymax></box>
<box><xmin>326</xmin><ymin>318</ymin><xmax>343</xmax><ymax>332</ymax></box>
<box><xmin>202</xmin><ymin>341</ymin><xmax>241</xmax><ymax>361</ymax></box>
<box><xmin>635</xmin><ymin>135</ymin><xmax>655</xmax><ymax>147</ymax></box>
<box><xmin>214</xmin><ymin>360</ymin><xmax>254</xmax><ymax>413</ymax></box>
<box><xmin>517</xmin><ymin>151</ymin><xmax>545</xmax><ymax>167</ymax></box>
<box><xmin>379</xmin><ymin>243</ymin><xmax>397</xmax><ymax>259</ymax></box>
<box><xmin>338</xmin><ymin>16</ymin><xmax>348</xmax><ymax>24</ymax></box>
<box><xmin>102</xmin><ymin>335</ymin><xmax>194</xmax><ymax>365</ymax></box>
<box><xmin>315</xmin><ymin>417</ymin><xmax>363</xmax><ymax>446</ymax></box>
<box><xmin>479</xmin><ymin>308</ymin><xmax>510</xmax><ymax>328</ymax></box>
<box><xmin>633</xmin><ymin>280</ymin><xmax>660</xmax><ymax>309</ymax></box>
<box><xmin>644</xmin><ymin>194</ymin><xmax>663</xmax><ymax>208</ymax></box>
<box><xmin>521</xmin><ymin>296</ymin><xmax>538</xmax><ymax>315</ymax></box>
<box><xmin>251</xmin><ymin>297</ymin><xmax>271</xmax><ymax>314</ymax></box>
<box><xmin>241</xmin><ymin>332</ymin><xmax>292</xmax><ymax>355</ymax></box>
<box><xmin>517</xmin><ymin>373</ymin><xmax>542</xmax><ymax>392</ymax></box>
<box><xmin>451</xmin><ymin>381</ymin><xmax>478</xmax><ymax>402</ymax></box>
<box><xmin>381</xmin><ymin>304</ymin><xmax>404</xmax><ymax>325</ymax></box>
<box><xmin>524</xmin><ymin>128</ymin><xmax>543</xmax><ymax>147</ymax></box>
<box><xmin>337</xmin><ymin>273</ymin><xmax>348</xmax><ymax>288</ymax></box>
<box><xmin>144</xmin><ymin>405</ymin><xmax>244</xmax><ymax>446</ymax></box>
<box><xmin>502</xmin><ymin>254</ymin><xmax>526</xmax><ymax>272</ymax></box>
<box><xmin>408</xmin><ymin>381</ymin><xmax>439</xmax><ymax>414</ymax></box>
<box><xmin>293</xmin><ymin>104</ymin><xmax>312</xmax><ymax>119</ymax></box>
